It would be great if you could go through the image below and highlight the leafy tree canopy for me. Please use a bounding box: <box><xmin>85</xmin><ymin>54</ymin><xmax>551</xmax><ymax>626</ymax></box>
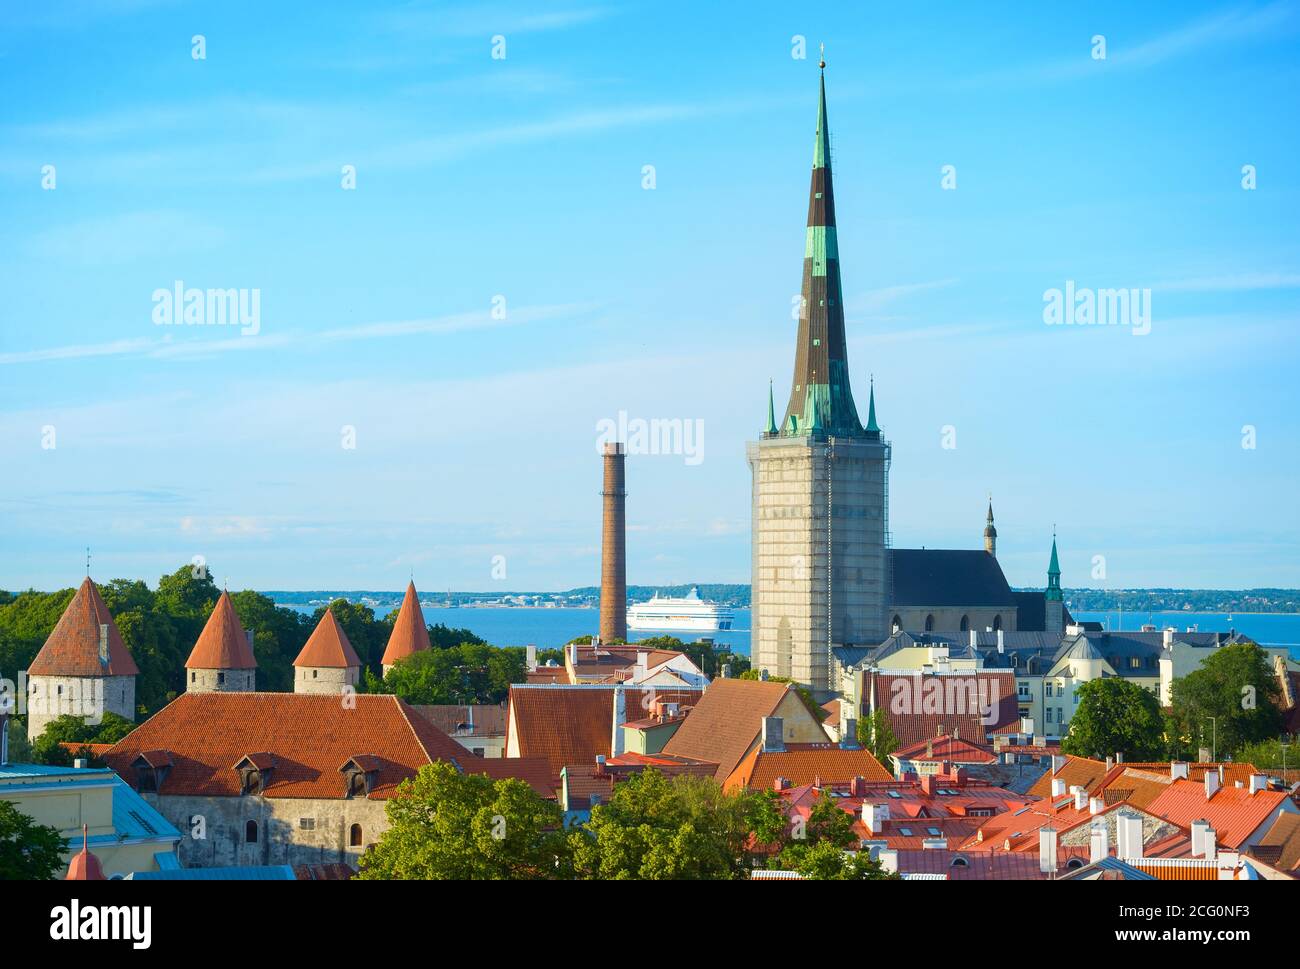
<box><xmin>1062</xmin><ymin>677</ymin><xmax>1166</xmax><ymax>761</ymax></box>
<box><xmin>1168</xmin><ymin>643</ymin><xmax>1283</xmax><ymax>759</ymax></box>
<box><xmin>0</xmin><ymin>801</ymin><xmax>67</xmax><ymax>880</ymax></box>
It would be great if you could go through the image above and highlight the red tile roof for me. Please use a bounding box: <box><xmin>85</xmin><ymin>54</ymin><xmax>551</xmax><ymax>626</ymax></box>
<box><xmin>507</xmin><ymin>685</ymin><xmax>702</xmax><ymax>776</ymax></box>
<box><xmin>185</xmin><ymin>591</ymin><xmax>257</xmax><ymax>670</ymax></box>
<box><xmin>29</xmin><ymin>578</ymin><xmax>139</xmax><ymax>677</ymax></box>
<box><xmin>1146</xmin><ymin>779</ymin><xmax>1292</xmax><ymax>849</ymax></box>
<box><xmin>1248</xmin><ymin>812</ymin><xmax>1300</xmax><ymax>872</ymax></box>
<box><xmin>725</xmin><ymin>743</ymin><xmax>892</xmax><ymax>793</ymax></box>
<box><xmin>381</xmin><ymin>582</ymin><xmax>430</xmax><ymax>667</ymax></box>
<box><xmin>102</xmin><ymin>692</ymin><xmax>477</xmax><ymax>800</ymax></box>
<box><xmin>661</xmin><ymin>678</ymin><xmax>799</xmax><ymax>781</ymax></box>
<box><xmin>410</xmin><ymin>703</ymin><xmax>508</xmax><ymax>738</ymax></box>
<box><xmin>893</xmin><ymin>734</ymin><xmax>996</xmax><ymax>765</ymax></box>
<box><xmin>866</xmin><ymin>671</ymin><xmax>1018</xmax><ymax>748</ymax></box>
<box><xmin>469</xmin><ymin>757</ymin><xmax>558</xmax><ymax>798</ymax></box>
<box><xmin>294</xmin><ymin>609</ymin><xmax>362</xmax><ymax>669</ymax></box>
<box><xmin>1026</xmin><ymin>755</ymin><xmax>1108</xmax><ymax>799</ymax></box>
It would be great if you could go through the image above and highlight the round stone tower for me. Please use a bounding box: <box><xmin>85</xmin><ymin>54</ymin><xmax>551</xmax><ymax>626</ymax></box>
<box><xmin>185</xmin><ymin>590</ymin><xmax>257</xmax><ymax>693</ymax></box>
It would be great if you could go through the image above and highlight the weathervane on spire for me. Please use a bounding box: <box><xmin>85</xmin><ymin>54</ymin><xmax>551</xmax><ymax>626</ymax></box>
<box><xmin>85</xmin><ymin>546</ymin><xmax>90</xmax><ymax>577</ymax></box>
<box><xmin>819</xmin><ymin>42</ymin><xmax>826</xmax><ymax>70</ymax></box>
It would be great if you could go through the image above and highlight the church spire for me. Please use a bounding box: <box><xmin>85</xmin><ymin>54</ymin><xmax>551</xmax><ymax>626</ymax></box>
<box><xmin>865</xmin><ymin>376</ymin><xmax>880</xmax><ymax>435</ymax></box>
<box><xmin>779</xmin><ymin>57</ymin><xmax>864</xmax><ymax>439</ymax></box>
<box><xmin>1046</xmin><ymin>532</ymin><xmax>1062</xmax><ymax>601</ymax></box>
<box><xmin>984</xmin><ymin>495</ymin><xmax>997</xmax><ymax>557</ymax></box>
<box><xmin>766</xmin><ymin>379</ymin><xmax>777</xmax><ymax>435</ymax></box>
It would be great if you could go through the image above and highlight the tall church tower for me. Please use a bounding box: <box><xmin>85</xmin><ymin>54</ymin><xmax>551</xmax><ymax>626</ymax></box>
<box><xmin>1045</xmin><ymin>534</ymin><xmax>1064</xmax><ymax>633</ymax></box>
<box><xmin>746</xmin><ymin>60</ymin><xmax>890</xmax><ymax>695</ymax></box>
<box><xmin>984</xmin><ymin>498</ymin><xmax>997</xmax><ymax>557</ymax></box>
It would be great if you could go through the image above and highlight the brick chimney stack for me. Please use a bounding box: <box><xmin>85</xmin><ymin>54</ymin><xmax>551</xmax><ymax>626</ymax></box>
<box><xmin>600</xmin><ymin>442</ymin><xmax>627</xmax><ymax>642</ymax></box>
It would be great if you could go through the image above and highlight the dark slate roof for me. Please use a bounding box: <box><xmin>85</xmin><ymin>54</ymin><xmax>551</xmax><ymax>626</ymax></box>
<box><xmin>889</xmin><ymin>550</ymin><xmax>1015</xmax><ymax>608</ymax></box>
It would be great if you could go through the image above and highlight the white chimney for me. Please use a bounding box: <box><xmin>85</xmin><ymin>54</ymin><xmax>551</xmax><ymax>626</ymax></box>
<box><xmin>1170</xmin><ymin>761</ymin><xmax>1188</xmax><ymax>780</ymax></box>
<box><xmin>969</xmin><ymin>629</ymin><xmax>977</xmax><ymax>649</ymax></box>
<box><xmin>525</xmin><ymin>643</ymin><xmax>537</xmax><ymax>672</ymax></box>
<box><xmin>1050</xmin><ymin>754</ymin><xmax>1065</xmax><ymax>774</ymax></box>
<box><xmin>1162</xmin><ymin>628</ymin><xmax>1175</xmax><ymax>648</ymax></box>
<box><xmin>878</xmin><ymin>848</ymin><xmax>899</xmax><ymax>874</ymax></box>
<box><xmin>635</xmin><ymin>651</ymin><xmax>649</xmax><ymax>680</ymax></box>
<box><xmin>1191</xmin><ymin>819</ymin><xmax>1217</xmax><ymax>859</ymax></box>
<box><xmin>997</xmin><ymin>629</ymin><xmax>1005</xmax><ymax>653</ymax></box>
<box><xmin>610</xmin><ymin>687</ymin><xmax>627</xmax><ymax>757</ymax></box>
<box><xmin>1105</xmin><ymin>755</ymin><xmax>1114</xmax><ymax>772</ymax></box>
<box><xmin>1051</xmin><ymin>778</ymin><xmax>1066</xmax><ymax>799</ymax></box>
<box><xmin>1248</xmin><ymin>774</ymin><xmax>1267</xmax><ymax>795</ymax></box>
<box><xmin>1090</xmin><ymin>820</ymin><xmax>1108</xmax><ymax>863</ymax></box>
<box><xmin>1116</xmin><ymin>812</ymin><xmax>1143</xmax><ymax>859</ymax></box>
<box><xmin>1089</xmin><ymin>796</ymin><xmax>1105</xmax><ymax>816</ymax></box>
<box><xmin>1204</xmin><ymin>770</ymin><xmax>1221</xmax><ymax>800</ymax></box>
<box><xmin>569</xmin><ymin>642</ymin><xmax>579</xmax><ymax>667</ymax></box>
<box><xmin>1039</xmin><ymin>828</ymin><xmax>1058</xmax><ymax>874</ymax></box>
<box><xmin>1072</xmin><ymin>786</ymin><xmax>1087</xmax><ymax>811</ymax></box>
<box><xmin>762</xmin><ymin>716</ymin><xmax>785</xmax><ymax>753</ymax></box>
<box><xmin>861</xmin><ymin>802</ymin><xmax>890</xmax><ymax>833</ymax></box>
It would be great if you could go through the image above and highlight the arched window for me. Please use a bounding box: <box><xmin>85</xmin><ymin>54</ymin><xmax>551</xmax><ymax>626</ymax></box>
<box><xmin>924</xmin><ymin>614</ymin><xmax>935</xmax><ymax>632</ymax></box>
<box><xmin>992</xmin><ymin>614</ymin><xmax>1003</xmax><ymax>632</ymax></box>
<box><xmin>349</xmin><ymin>823</ymin><xmax>363</xmax><ymax>847</ymax></box>
<box><xmin>1066</xmin><ymin>857</ymin><xmax>1084</xmax><ymax>870</ymax></box>
<box><xmin>960</xmin><ymin>615</ymin><xmax>970</xmax><ymax>632</ymax></box>
<box><xmin>245</xmin><ymin>820</ymin><xmax>258</xmax><ymax>844</ymax></box>
<box><xmin>891</xmin><ymin>615</ymin><xmax>902</xmax><ymax>634</ymax></box>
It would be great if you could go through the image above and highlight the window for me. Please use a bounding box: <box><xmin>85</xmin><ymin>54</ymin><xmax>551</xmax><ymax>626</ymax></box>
<box><xmin>891</xmin><ymin>615</ymin><xmax>902</xmax><ymax>634</ymax></box>
<box><xmin>959</xmin><ymin>615</ymin><xmax>970</xmax><ymax>632</ymax></box>
<box><xmin>299</xmin><ymin>818</ymin><xmax>315</xmax><ymax>831</ymax></box>
<box><xmin>992</xmin><ymin>615</ymin><xmax>1002</xmax><ymax>632</ymax></box>
<box><xmin>925</xmin><ymin>614</ymin><xmax>935</xmax><ymax>632</ymax></box>
<box><xmin>312</xmin><ymin>669</ymin><xmax>318</xmax><ymax>679</ymax></box>
<box><xmin>349</xmin><ymin>823</ymin><xmax>363</xmax><ymax>847</ymax></box>
<box><xmin>190</xmin><ymin>672</ymin><xmax>196</xmax><ymax>683</ymax></box>
<box><xmin>899</xmin><ymin>827</ymin><xmax>913</xmax><ymax>836</ymax></box>
<box><xmin>218</xmin><ymin>672</ymin><xmax>225</xmax><ymax>685</ymax></box>
<box><xmin>927</xmin><ymin>827</ymin><xmax>942</xmax><ymax>836</ymax></box>
<box><xmin>1045</xmin><ymin>709</ymin><xmax>1053</xmax><ymax>724</ymax></box>
<box><xmin>245</xmin><ymin>820</ymin><xmax>258</xmax><ymax>844</ymax></box>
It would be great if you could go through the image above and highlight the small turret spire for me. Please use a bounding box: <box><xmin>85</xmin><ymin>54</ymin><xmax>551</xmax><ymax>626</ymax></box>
<box><xmin>983</xmin><ymin>495</ymin><xmax>997</xmax><ymax>557</ymax></box>
<box><xmin>865</xmin><ymin>375</ymin><xmax>880</xmax><ymax>435</ymax></box>
<box><xmin>1046</xmin><ymin>532</ymin><xmax>1062</xmax><ymax>601</ymax></box>
<box><xmin>766</xmin><ymin>379</ymin><xmax>777</xmax><ymax>435</ymax></box>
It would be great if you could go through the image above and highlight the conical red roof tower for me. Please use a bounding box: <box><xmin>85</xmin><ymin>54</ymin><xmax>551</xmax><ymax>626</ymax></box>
<box><xmin>381</xmin><ymin>582</ymin><xmax>430</xmax><ymax>670</ymax></box>
<box><xmin>186</xmin><ymin>591</ymin><xmax>258</xmax><ymax>670</ymax></box>
<box><xmin>29</xmin><ymin>577</ymin><xmax>139</xmax><ymax>677</ymax></box>
<box><xmin>295</xmin><ymin>609</ymin><xmax>362</xmax><ymax>669</ymax></box>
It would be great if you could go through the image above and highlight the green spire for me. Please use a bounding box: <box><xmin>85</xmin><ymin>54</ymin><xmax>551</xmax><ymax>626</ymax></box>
<box><xmin>1046</xmin><ymin>532</ymin><xmax>1062</xmax><ymax>601</ymax></box>
<box><xmin>865</xmin><ymin>376</ymin><xmax>880</xmax><ymax>434</ymax></box>
<box><xmin>766</xmin><ymin>380</ymin><xmax>777</xmax><ymax>435</ymax></box>
<box><xmin>813</xmin><ymin>65</ymin><xmax>830</xmax><ymax>170</ymax></box>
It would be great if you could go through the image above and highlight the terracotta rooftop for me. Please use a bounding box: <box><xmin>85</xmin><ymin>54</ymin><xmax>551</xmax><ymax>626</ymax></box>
<box><xmin>28</xmin><ymin>577</ymin><xmax>139</xmax><ymax>678</ymax></box>
<box><xmin>1026</xmin><ymin>755</ymin><xmax>1108</xmax><ymax>799</ymax></box>
<box><xmin>411</xmin><ymin>703</ymin><xmax>508</xmax><ymax>738</ymax></box>
<box><xmin>725</xmin><ymin>743</ymin><xmax>892</xmax><ymax>793</ymax></box>
<box><xmin>507</xmin><ymin>685</ymin><xmax>702</xmax><ymax>776</ymax></box>
<box><xmin>381</xmin><ymin>581</ymin><xmax>430</xmax><ymax>667</ymax></box>
<box><xmin>1146</xmin><ymin>778</ymin><xmax>1292</xmax><ymax>849</ymax></box>
<box><xmin>1247</xmin><ymin>812</ymin><xmax>1300</xmax><ymax>872</ymax></box>
<box><xmin>103</xmin><ymin>692</ymin><xmax>490</xmax><ymax>800</ymax></box>
<box><xmin>293</xmin><ymin>609</ymin><xmax>362</xmax><ymax>669</ymax></box>
<box><xmin>661</xmin><ymin>678</ymin><xmax>797</xmax><ymax>781</ymax></box>
<box><xmin>865</xmin><ymin>671</ymin><xmax>1018</xmax><ymax>748</ymax></box>
<box><xmin>893</xmin><ymin>734</ymin><xmax>996</xmax><ymax>766</ymax></box>
<box><xmin>185</xmin><ymin>591</ymin><xmax>257</xmax><ymax>670</ymax></box>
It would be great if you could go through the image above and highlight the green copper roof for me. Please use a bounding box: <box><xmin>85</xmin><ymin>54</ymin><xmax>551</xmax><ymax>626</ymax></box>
<box><xmin>865</xmin><ymin>378</ymin><xmax>880</xmax><ymax>434</ymax></box>
<box><xmin>1046</xmin><ymin>535</ymin><xmax>1063</xmax><ymax>601</ymax></box>
<box><xmin>1048</xmin><ymin>536</ymin><xmax>1060</xmax><ymax>575</ymax></box>
<box><xmin>813</xmin><ymin>71</ymin><xmax>830</xmax><ymax>169</ymax></box>
<box><xmin>766</xmin><ymin>381</ymin><xmax>778</xmax><ymax>435</ymax></box>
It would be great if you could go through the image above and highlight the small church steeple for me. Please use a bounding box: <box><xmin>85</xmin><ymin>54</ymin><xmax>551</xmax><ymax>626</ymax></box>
<box><xmin>1045</xmin><ymin>531</ymin><xmax>1065</xmax><ymax>634</ymax></box>
<box><xmin>983</xmin><ymin>496</ymin><xmax>997</xmax><ymax>557</ymax></box>
<box><xmin>766</xmin><ymin>380</ymin><xmax>778</xmax><ymax>435</ymax></box>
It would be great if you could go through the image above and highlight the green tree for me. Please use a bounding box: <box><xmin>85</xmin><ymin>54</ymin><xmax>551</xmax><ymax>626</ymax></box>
<box><xmin>357</xmin><ymin>761</ymin><xmax>570</xmax><ymax>879</ymax></box>
<box><xmin>571</xmin><ymin>769</ymin><xmax>772</xmax><ymax>880</ymax></box>
<box><xmin>789</xmin><ymin>839</ymin><xmax>899</xmax><ymax>880</ymax></box>
<box><xmin>1236</xmin><ymin>738</ymin><xmax>1295</xmax><ymax>771</ymax></box>
<box><xmin>1062</xmin><ymin>678</ymin><xmax>1166</xmax><ymax>760</ymax></box>
<box><xmin>376</xmin><ymin>644</ymin><xmax>524</xmax><ymax>705</ymax></box>
<box><xmin>0</xmin><ymin>801</ymin><xmax>67</xmax><ymax>880</ymax></box>
<box><xmin>30</xmin><ymin>713</ymin><xmax>137</xmax><ymax>766</ymax></box>
<box><xmin>1168</xmin><ymin>643</ymin><xmax>1283</xmax><ymax>759</ymax></box>
<box><xmin>858</xmin><ymin>708</ymin><xmax>899</xmax><ymax>766</ymax></box>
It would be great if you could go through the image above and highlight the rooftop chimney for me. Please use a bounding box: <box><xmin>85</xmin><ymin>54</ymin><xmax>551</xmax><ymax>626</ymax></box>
<box><xmin>1051</xmin><ymin>778</ymin><xmax>1066</xmax><ymax>798</ymax></box>
<box><xmin>1105</xmin><ymin>756</ymin><xmax>1114</xmax><ymax>772</ymax></box>
<box><xmin>610</xmin><ymin>687</ymin><xmax>627</xmax><ymax>757</ymax></box>
<box><xmin>862</xmin><ymin>802</ymin><xmax>890</xmax><ymax>832</ymax></box>
<box><xmin>1191</xmin><ymin>819</ymin><xmax>1216</xmax><ymax>858</ymax></box>
<box><xmin>1116</xmin><ymin>811</ymin><xmax>1143</xmax><ymax>859</ymax></box>
<box><xmin>1115</xmin><ymin>751</ymin><xmax>1124</xmax><ymax>764</ymax></box>
<box><xmin>997</xmin><ymin>629</ymin><xmax>1005</xmax><ymax>653</ymax></box>
<box><xmin>1038</xmin><ymin>827</ymin><xmax>1058</xmax><ymax>874</ymax></box>
<box><xmin>721</xmin><ymin>662</ymin><xmax>731</xmax><ymax>679</ymax></box>
<box><xmin>1090</xmin><ymin>820</ymin><xmax>1108</xmax><ymax>863</ymax></box>
<box><xmin>761</xmin><ymin>716</ymin><xmax>784</xmax><ymax>753</ymax></box>
<box><xmin>1204</xmin><ymin>770</ymin><xmax>1220</xmax><ymax>800</ymax></box>
<box><xmin>599</xmin><ymin>442</ymin><xmax>627</xmax><ymax>642</ymax></box>
<box><xmin>635</xmin><ymin>651</ymin><xmax>648</xmax><ymax>681</ymax></box>
<box><xmin>922</xmin><ymin>837</ymin><xmax>947</xmax><ymax>850</ymax></box>
<box><xmin>1073</xmin><ymin>786</ymin><xmax>1087</xmax><ymax>811</ymax></box>
<box><xmin>1089</xmin><ymin>796</ymin><xmax>1105</xmax><ymax>816</ymax></box>
<box><xmin>969</xmin><ymin>629</ymin><xmax>977</xmax><ymax>649</ymax></box>
<box><xmin>525</xmin><ymin>643</ymin><xmax>537</xmax><ymax>672</ymax></box>
<box><xmin>1170</xmin><ymin>761</ymin><xmax>1189</xmax><ymax>780</ymax></box>
<box><xmin>878</xmin><ymin>848</ymin><xmax>899</xmax><ymax>874</ymax></box>
<box><xmin>1050</xmin><ymin>754</ymin><xmax>1065</xmax><ymax>774</ymax></box>
<box><xmin>1248</xmin><ymin>774</ymin><xmax>1267</xmax><ymax>795</ymax></box>
<box><xmin>849</xmin><ymin>775</ymin><xmax>867</xmax><ymax>797</ymax></box>
<box><xmin>1162</xmin><ymin>628</ymin><xmax>1175</xmax><ymax>648</ymax></box>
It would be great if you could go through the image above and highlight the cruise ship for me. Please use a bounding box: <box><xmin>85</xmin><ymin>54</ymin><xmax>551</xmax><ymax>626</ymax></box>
<box><xmin>626</xmin><ymin>588</ymin><xmax>734</xmax><ymax>632</ymax></box>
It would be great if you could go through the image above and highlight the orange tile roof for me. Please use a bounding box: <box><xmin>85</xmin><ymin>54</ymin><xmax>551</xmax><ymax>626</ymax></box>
<box><xmin>866</xmin><ymin>671</ymin><xmax>1019</xmax><ymax>748</ymax></box>
<box><xmin>1026</xmin><ymin>755</ymin><xmax>1108</xmax><ymax>799</ymax></box>
<box><xmin>1249</xmin><ymin>812</ymin><xmax>1300</xmax><ymax>872</ymax></box>
<box><xmin>1146</xmin><ymin>779</ymin><xmax>1292</xmax><ymax>849</ymax></box>
<box><xmin>661</xmin><ymin>678</ymin><xmax>796</xmax><ymax>781</ymax></box>
<box><xmin>28</xmin><ymin>577</ymin><xmax>139</xmax><ymax>677</ymax></box>
<box><xmin>507</xmin><ymin>685</ymin><xmax>702</xmax><ymax>775</ymax></box>
<box><xmin>185</xmin><ymin>591</ymin><xmax>257</xmax><ymax>670</ymax></box>
<box><xmin>725</xmin><ymin>743</ymin><xmax>892</xmax><ymax>793</ymax></box>
<box><xmin>526</xmin><ymin>666</ymin><xmax>570</xmax><ymax>684</ymax></box>
<box><xmin>381</xmin><ymin>581</ymin><xmax>430</xmax><ymax>667</ymax></box>
<box><xmin>102</xmin><ymin>692</ymin><xmax>477</xmax><ymax>800</ymax></box>
<box><xmin>893</xmin><ymin>734</ymin><xmax>996</xmax><ymax>765</ymax></box>
<box><xmin>294</xmin><ymin>609</ymin><xmax>362</xmax><ymax>669</ymax></box>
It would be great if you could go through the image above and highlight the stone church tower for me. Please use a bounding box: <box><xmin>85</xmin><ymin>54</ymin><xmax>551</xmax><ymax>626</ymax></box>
<box><xmin>185</xmin><ymin>590</ymin><xmax>257</xmax><ymax>693</ymax></box>
<box><xmin>1045</xmin><ymin>535</ymin><xmax>1065</xmax><ymax>633</ymax></box>
<box><xmin>984</xmin><ymin>499</ymin><xmax>997</xmax><ymax>557</ymax></box>
<box><xmin>747</xmin><ymin>62</ymin><xmax>890</xmax><ymax>695</ymax></box>
<box><xmin>293</xmin><ymin>608</ymin><xmax>362</xmax><ymax>694</ymax></box>
<box><xmin>26</xmin><ymin>577</ymin><xmax>139</xmax><ymax>739</ymax></box>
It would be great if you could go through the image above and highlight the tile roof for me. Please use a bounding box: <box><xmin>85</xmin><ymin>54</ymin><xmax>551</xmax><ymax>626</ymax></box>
<box><xmin>411</xmin><ymin>703</ymin><xmax>508</xmax><ymax>738</ymax></box>
<box><xmin>28</xmin><ymin>577</ymin><xmax>139</xmax><ymax>677</ymax></box>
<box><xmin>293</xmin><ymin>609</ymin><xmax>362</xmax><ymax>669</ymax></box>
<box><xmin>1248</xmin><ymin>812</ymin><xmax>1300</xmax><ymax>872</ymax></box>
<box><xmin>893</xmin><ymin>734</ymin><xmax>996</xmax><ymax>765</ymax></box>
<box><xmin>1026</xmin><ymin>755</ymin><xmax>1108</xmax><ymax>798</ymax></box>
<box><xmin>468</xmin><ymin>756</ymin><xmax>558</xmax><ymax>797</ymax></box>
<box><xmin>1146</xmin><ymin>779</ymin><xmax>1292</xmax><ymax>849</ymax></box>
<box><xmin>381</xmin><ymin>581</ymin><xmax>430</xmax><ymax>667</ymax></box>
<box><xmin>892</xmin><ymin>849</ymin><xmax>1059</xmax><ymax>880</ymax></box>
<box><xmin>866</xmin><ymin>671</ymin><xmax>1018</xmax><ymax>748</ymax></box>
<box><xmin>526</xmin><ymin>665</ymin><xmax>569</xmax><ymax>684</ymax></box>
<box><xmin>725</xmin><ymin>743</ymin><xmax>892</xmax><ymax>792</ymax></box>
<box><xmin>661</xmin><ymin>678</ymin><xmax>796</xmax><ymax>781</ymax></box>
<box><xmin>185</xmin><ymin>591</ymin><xmax>257</xmax><ymax>670</ymax></box>
<box><xmin>102</xmin><ymin>692</ymin><xmax>478</xmax><ymax>800</ymax></box>
<box><xmin>507</xmin><ymin>685</ymin><xmax>702</xmax><ymax>776</ymax></box>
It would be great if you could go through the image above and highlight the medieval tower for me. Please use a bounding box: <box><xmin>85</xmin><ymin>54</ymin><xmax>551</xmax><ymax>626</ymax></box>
<box><xmin>747</xmin><ymin>62</ymin><xmax>890</xmax><ymax>695</ymax></box>
<box><xmin>185</xmin><ymin>590</ymin><xmax>258</xmax><ymax>693</ymax></box>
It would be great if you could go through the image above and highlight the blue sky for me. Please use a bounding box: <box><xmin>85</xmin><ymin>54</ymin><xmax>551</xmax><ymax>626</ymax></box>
<box><xmin>1</xmin><ymin>0</ymin><xmax>1298</xmax><ymax>593</ymax></box>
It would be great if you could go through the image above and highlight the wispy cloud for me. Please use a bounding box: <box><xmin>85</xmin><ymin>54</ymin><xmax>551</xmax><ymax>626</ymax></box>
<box><xmin>1154</xmin><ymin>272</ymin><xmax>1300</xmax><ymax>293</ymax></box>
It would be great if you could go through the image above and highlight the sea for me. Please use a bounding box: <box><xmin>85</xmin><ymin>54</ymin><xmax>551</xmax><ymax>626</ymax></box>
<box><xmin>328</xmin><ymin>605</ymin><xmax>1300</xmax><ymax>661</ymax></box>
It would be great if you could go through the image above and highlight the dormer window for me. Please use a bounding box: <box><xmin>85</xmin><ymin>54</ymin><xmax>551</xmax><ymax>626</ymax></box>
<box><xmin>132</xmin><ymin>750</ymin><xmax>173</xmax><ymax>793</ymax></box>
<box><xmin>233</xmin><ymin>753</ymin><xmax>276</xmax><ymax>796</ymax></box>
<box><xmin>340</xmin><ymin>755</ymin><xmax>382</xmax><ymax>799</ymax></box>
